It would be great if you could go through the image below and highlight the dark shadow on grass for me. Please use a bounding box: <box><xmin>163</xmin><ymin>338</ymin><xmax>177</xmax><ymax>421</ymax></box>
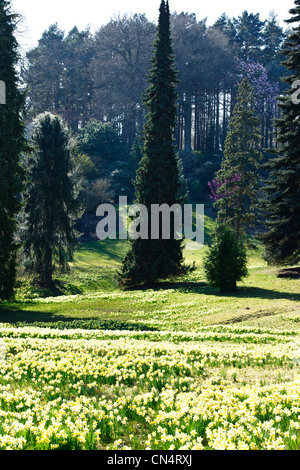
<box><xmin>0</xmin><ymin>305</ymin><xmax>157</xmax><ymax>331</ymax></box>
<box><xmin>0</xmin><ymin>305</ymin><xmax>73</xmax><ymax>324</ymax></box>
<box><xmin>218</xmin><ymin>285</ymin><xmax>300</xmax><ymax>302</ymax></box>
<box><xmin>127</xmin><ymin>280</ymin><xmax>300</xmax><ymax>303</ymax></box>
<box><xmin>277</xmin><ymin>267</ymin><xmax>300</xmax><ymax>279</ymax></box>
<box><xmin>128</xmin><ymin>281</ymin><xmax>208</xmax><ymax>292</ymax></box>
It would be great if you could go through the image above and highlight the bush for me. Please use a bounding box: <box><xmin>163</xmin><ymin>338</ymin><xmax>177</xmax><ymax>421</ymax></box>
<box><xmin>204</xmin><ymin>227</ymin><xmax>248</xmax><ymax>293</ymax></box>
<box><xmin>180</xmin><ymin>151</ymin><xmax>222</xmax><ymax>201</ymax></box>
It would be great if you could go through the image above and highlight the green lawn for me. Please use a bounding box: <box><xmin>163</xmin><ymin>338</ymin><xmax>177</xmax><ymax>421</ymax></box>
<box><xmin>1</xmin><ymin>215</ymin><xmax>299</xmax><ymax>333</ymax></box>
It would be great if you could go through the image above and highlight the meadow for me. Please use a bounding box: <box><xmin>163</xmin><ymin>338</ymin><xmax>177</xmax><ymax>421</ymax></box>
<box><xmin>0</xmin><ymin>216</ymin><xmax>300</xmax><ymax>450</ymax></box>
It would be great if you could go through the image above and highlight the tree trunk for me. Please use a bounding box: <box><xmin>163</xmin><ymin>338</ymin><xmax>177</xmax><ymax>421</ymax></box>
<box><xmin>215</xmin><ymin>90</ymin><xmax>220</xmax><ymax>152</ymax></box>
<box><xmin>44</xmin><ymin>248</ymin><xmax>53</xmax><ymax>287</ymax></box>
<box><xmin>184</xmin><ymin>88</ymin><xmax>192</xmax><ymax>154</ymax></box>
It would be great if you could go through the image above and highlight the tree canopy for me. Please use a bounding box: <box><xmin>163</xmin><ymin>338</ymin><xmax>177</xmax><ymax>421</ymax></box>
<box><xmin>0</xmin><ymin>0</ymin><xmax>27</xmax><ymax>300</ymax></box>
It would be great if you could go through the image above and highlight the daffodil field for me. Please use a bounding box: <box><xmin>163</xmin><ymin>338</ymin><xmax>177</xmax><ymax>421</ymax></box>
<box><xmin>0</xmin><ymin>240</ymin><xmax>300</xmax><ymax>451</ymax></box>
<box><xmin>1</xmin><ymin>322</ymin><xmax>300</xmax><ymax>450</ymax></box>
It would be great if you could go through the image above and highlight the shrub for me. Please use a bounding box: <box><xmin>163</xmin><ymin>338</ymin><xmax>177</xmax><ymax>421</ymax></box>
<box><xmin>204</xmin><ymin>227</ymin><xmax>248</xmax><ymax>293</ymax></box>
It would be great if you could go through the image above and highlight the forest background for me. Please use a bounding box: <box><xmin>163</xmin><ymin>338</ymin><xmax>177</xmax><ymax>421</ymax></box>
<box><xmin>20</xmin><ymin>9</ymin><xmax>289</xmax><ymax>232</ymax></box>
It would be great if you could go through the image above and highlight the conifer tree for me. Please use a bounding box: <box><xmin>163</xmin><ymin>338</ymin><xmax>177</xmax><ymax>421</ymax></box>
<box><xmin>204</xmin><ymin>226</ymin><xmax>248</xmax><ymax>293</ymax></box>
<box><xmin>214</xmin><ymin>78</ymin><xmax>263</xmax><ymax>239</ymax></box>
<box><xmin>0</xmin><ymin>0</ymin><xmax>26</xmax><ymax>300</ymax></box>
<box><xmin>260</xmin><ymin>0</ymin><xmax>300</xmax><ymax>265</ymax></box>
<box><xmin>22</xmin><ymin>113</ymin><xmax>81</xmax><ymax>286</ymax></box>
<box><xmin>118</xmin><ymin>1</ymin><xmax>186</xmax><ymax>288</ymax></box>
<box><xmin>129</xmin><ymin>135</ymin><xmax>143</xmax><ymax>171</ymax></box>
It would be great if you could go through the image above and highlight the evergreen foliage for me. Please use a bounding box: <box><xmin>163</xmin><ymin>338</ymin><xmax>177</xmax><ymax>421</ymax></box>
<box><xmin>260</xmin><ymin>0</ymin><xmax>300</xmax><ymax>265</ymax></box>
<box><xmin>118</xmin><ymin>1</ymin><xmax>187</xmax><ymax>288</ymax></box>
<box><xmin>22</xmin><ymin>113</ymin><xmax>81</xmax><ymax>286</ymax></box>
<box><xmin>214</xmin><ymin>78</ymin><xmax>263</xmax><ymax>239</ymax></box>
<box><xmin>204</xmin><ymin>227</ymin><xmax>248</xmax><ymax>293</ymax></box>
<box><xmin>130</xmin><ymin>135</ymin><xmax>143</xmax><ymax>171</ymax></box>
<box><xmin>23</xmin><ymin>10</ymin><xmax>286</xmax><ymax>159</ymax></box>
<box><xmin>77</xmin><ymin>120</ymin><xmax>128</xmax><ymax>171</ymax></box>
<box><xmin>77</xmin><ymin>119</ymin><xmax>134</xmax><ymax>201</ymax></box>
<box><xmin>233</xmin><ymin>11</ymin><xmax>265</xmax><ymax>62</ymax></box>
<box><xmin>0</xmin><ymin>0</ymin><xmax>26</xmax><ymax>300</ymax></box>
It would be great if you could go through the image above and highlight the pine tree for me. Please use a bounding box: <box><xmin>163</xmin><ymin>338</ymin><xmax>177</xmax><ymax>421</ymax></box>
<box><xmin>233</xmin><ymin>11</ymin><xmax>265</xmax><ymax>62</ymax></box>
<box><xmin>260</xmin><ymin>0</ymin><xmax>300</xmax><ymax>265</ymax></box>
<box><xmin>214</xmin><ymin>78</ymin><xmax>263</xmax><ymax>239</ymax></box>
<box><xmin>0</xmin><ymin>0</ymin><xmax>26</xmax><ymax>300</ymax></box>
<box><xmin>118</xmin><ymin>1</ymin><xmax>186</xmax><ymax>288</ymax></box>
<box><xmin>129</xmin><ymin>135</ymin><xmax>143</xmax><ymax>171</ymax></box>
<box><xmin>22</xmin><ymin>113</ymin><xmax>81</xmax><ymax>286</ymax></box>
<box><xmin>204</xmin><ymin>226</ymin><xmax>248</xmax><ymax>293</ymax></box>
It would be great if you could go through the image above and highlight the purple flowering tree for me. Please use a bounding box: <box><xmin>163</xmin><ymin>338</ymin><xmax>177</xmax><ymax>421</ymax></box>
<box><xmin>237</xmin><ymin>60</ymin><xmax>279</xmax><ymax>116</ymax></box>
<box><xmin>235</xmin><ymin>60</ymin><xmax>280</xmax><ymax>148</ymax></box>
<box><xmin>208</xmin><ymin>173</ymin><xmax>241</xmax><ymax>202</ymax></box>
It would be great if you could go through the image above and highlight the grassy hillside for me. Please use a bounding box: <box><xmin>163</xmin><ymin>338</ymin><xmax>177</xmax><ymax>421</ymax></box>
<box><xmin>0</xmin><ymin>215</ymin><xmax>300</xmax><ymax>450</ymax></box>
<box><xmin>0</xmin><ymin>214</ymin><xmax>298</xmax><ymax>332</ymax></box>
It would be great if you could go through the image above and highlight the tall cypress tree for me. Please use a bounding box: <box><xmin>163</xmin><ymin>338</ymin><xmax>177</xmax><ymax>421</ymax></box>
<box><xmin>214</xmin><ymin>78</ymin><xmax>263</xmax><ymax>239</ymax></box>
<box><xmin>118</xmin><ymin>1</ymin><xmax>186</xmax><ymax>288</ymax></box>
<box><xmin>0</xmin><ymin>0</ymin><xmax>26</xmax><ymax>300</ymax></box>
<box><xmin>23</xmin><ymin>113</ymin><xmax>80</xmax><ymax>287</ymax></box>
<box><xmin>260</xmin><ymin>0</ymin><xmax>300</xmax><ymax>265</ymax></box>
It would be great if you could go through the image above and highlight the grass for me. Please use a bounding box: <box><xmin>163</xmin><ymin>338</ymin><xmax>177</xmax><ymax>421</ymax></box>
<box><xmin>73</xmin><ymin>239</ymin><xmax>128</xmax><ymax>268</ymax></box>
<box><xmin>2</xmin><ymin>221</ymin><xmax>298</xmax><ymax>333</ymax></box>
<box><xmin>0</xmin><ymin>214</ymin><xmax>300</xmax><ymax>450</ymax></box>
<box><xmin>3</xmin><ymin>266</ymin><xmax>299</xmax><ymax>332</ymax></box>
